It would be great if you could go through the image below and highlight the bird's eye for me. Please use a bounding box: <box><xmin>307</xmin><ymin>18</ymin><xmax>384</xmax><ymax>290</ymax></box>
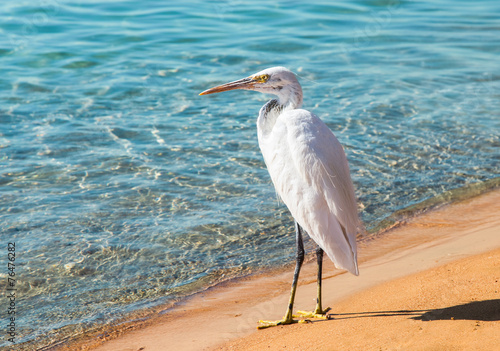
<box><xmin>254</xmin><ymin>74</ymin><xmax>270</xmax><ymax>83</ymax></box>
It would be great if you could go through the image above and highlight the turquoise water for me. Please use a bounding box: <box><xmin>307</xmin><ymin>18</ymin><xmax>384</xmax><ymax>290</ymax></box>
<box><xmin>1</xmin><ymin>0</ymin><xmax>499</xmax><ymax>348</ymax></box>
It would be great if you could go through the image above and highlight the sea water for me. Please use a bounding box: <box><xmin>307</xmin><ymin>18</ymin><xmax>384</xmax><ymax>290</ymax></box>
<box><xmin>0</xmin><ymin>0</ymin><xmax>499</xmax><ymax>348</ymax></box>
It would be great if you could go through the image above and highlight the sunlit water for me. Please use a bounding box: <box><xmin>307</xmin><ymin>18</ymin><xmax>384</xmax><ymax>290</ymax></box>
<box><xmin>1</xmin><ymin>0</ymin><xmax>499</xmax><ymax>348</ymax></box>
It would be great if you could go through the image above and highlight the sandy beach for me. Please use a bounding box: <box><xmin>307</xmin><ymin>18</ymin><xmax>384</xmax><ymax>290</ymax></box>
<box><xmin>68</xmin><ymin>188</ymin><xmax>500</xmax><ymax>351</ymax></box>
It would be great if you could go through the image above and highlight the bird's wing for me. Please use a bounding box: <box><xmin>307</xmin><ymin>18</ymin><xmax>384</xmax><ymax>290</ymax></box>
<box><xmin>260</xmin><ymin>109</ymin><xmax>359</xmax><ymax>275</ymax></box>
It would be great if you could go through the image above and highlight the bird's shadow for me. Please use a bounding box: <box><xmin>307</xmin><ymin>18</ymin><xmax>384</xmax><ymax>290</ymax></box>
<box><xmin>326</xmin><ymin>299</ymin><xmax>500</xmax><ymax>322</ymax></box>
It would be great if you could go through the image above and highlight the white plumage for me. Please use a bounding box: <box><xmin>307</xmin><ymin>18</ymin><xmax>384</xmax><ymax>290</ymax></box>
<box><xmin>258</xmin><ymin>106</ymin><xmax>359</xmax><ymax>275</ymax></box>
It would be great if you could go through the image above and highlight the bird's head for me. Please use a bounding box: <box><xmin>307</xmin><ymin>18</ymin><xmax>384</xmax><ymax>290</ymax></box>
<box><xmin>200</xmin><ymin>66</ymin><xmax>303</xmax><ymax>108</ymax></box>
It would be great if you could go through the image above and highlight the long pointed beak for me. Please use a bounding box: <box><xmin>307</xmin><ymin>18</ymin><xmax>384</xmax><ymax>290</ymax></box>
<box><xmin>199</xmin><ymin>77</ymin><xmax>255</xmax><ymax>95</ymax></box>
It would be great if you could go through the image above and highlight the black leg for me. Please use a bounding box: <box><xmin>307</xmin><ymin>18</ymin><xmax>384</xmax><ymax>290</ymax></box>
<box><xmin>283</xmin><ymin>221</ymin><xmax>305</xmax><ymax>320</ymax></box>
<box><xmin>315</xmin><ymin>247</ymin><xmax>325</xmax><ymax>314</ymax></box>
<box><xmin>258</xmin><ymin>221</ymin><xmax>305</xmax><ymax>328</ymax></box>
<box><xmin>292</xmin><ymin>222</ymin><xmax>305</xmax><ymax>295</ymax></box>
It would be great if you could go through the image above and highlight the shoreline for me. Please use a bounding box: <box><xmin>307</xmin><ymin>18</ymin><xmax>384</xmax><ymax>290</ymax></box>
<box><xmin>56</xmin><ymin>187</ymin><xmax>500</xmax><ymax>351</ymax></box>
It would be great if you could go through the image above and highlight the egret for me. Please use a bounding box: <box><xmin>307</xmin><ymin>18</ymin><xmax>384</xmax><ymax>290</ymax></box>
<box><xmin>200</xmin><ymin>67</ymin><xmax>360</xmax><ymax>328</ymax></box>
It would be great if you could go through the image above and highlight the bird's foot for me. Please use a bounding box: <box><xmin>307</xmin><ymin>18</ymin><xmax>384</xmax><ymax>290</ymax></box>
<box><xmin>294</xmin><ymin>307</ymin><xmax>332</xmax><ymax>320</ymax></box>
<box><xmin>258</xmin><ymin>316</ymin><xmax>309</xmax><ymax>329</ymax></box>
<box><xmin>258</xmin><ymin>307</ymin><xmax>332</xmax><ymax>329</ymax></box>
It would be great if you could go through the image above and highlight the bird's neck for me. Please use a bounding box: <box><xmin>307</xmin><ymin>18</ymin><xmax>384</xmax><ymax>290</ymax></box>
<box><xmin>257</xmin><ymin>84</ymin><xmax>303</xmax><ymax>138</ymax></box>
<box><xmin>256</xmin><ymin>99</ymin><xmax>280</xmax><ymax>138</ymax></box>
<box><xmin>278</xmin><ymin>84</ymin><xmax>303</xmax><ymax>110</ymax></box>
<box><xmin>256</xmin><ymin>98</ymin><xmax>292</xmax><ymax>138</ymax></box>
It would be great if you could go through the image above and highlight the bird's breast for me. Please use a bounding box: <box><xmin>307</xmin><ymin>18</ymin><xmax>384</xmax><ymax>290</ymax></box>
<box><xmin>258</xmin><ymin>110</ymin><xmax>318</xmax><ymax>205</ymax></box>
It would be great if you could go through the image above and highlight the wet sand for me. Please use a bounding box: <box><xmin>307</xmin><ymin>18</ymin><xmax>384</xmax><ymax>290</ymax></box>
<box><xmin>72</xmin><ymin>188</ymin><xmax>499</xmax><ymax>351</ymax></box>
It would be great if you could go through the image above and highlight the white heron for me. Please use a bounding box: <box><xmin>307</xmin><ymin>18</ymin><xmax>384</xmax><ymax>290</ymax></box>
<box><xmin>200</xmin><ymin>67</ymin><xmax>360</xmax><ymax>328</ymax></box>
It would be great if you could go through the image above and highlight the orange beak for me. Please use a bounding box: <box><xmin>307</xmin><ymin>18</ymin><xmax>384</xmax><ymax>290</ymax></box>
<box><xmin>199</xmin><ymin>77</ymin><xmax>256</xmax><ymax>95</ymax></box>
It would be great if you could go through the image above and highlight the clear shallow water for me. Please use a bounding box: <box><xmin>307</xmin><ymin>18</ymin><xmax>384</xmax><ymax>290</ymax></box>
<box><xmin>1</xmin><ymin>0</ymin><xmax>499</xmax><ymax>348</ymax></box>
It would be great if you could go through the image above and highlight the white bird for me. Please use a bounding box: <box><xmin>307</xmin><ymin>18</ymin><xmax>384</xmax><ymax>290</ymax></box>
<box><xmin>200</xmin><ymin>66</ymin><xmax>360</xmax><ymax>328</ymax></box>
